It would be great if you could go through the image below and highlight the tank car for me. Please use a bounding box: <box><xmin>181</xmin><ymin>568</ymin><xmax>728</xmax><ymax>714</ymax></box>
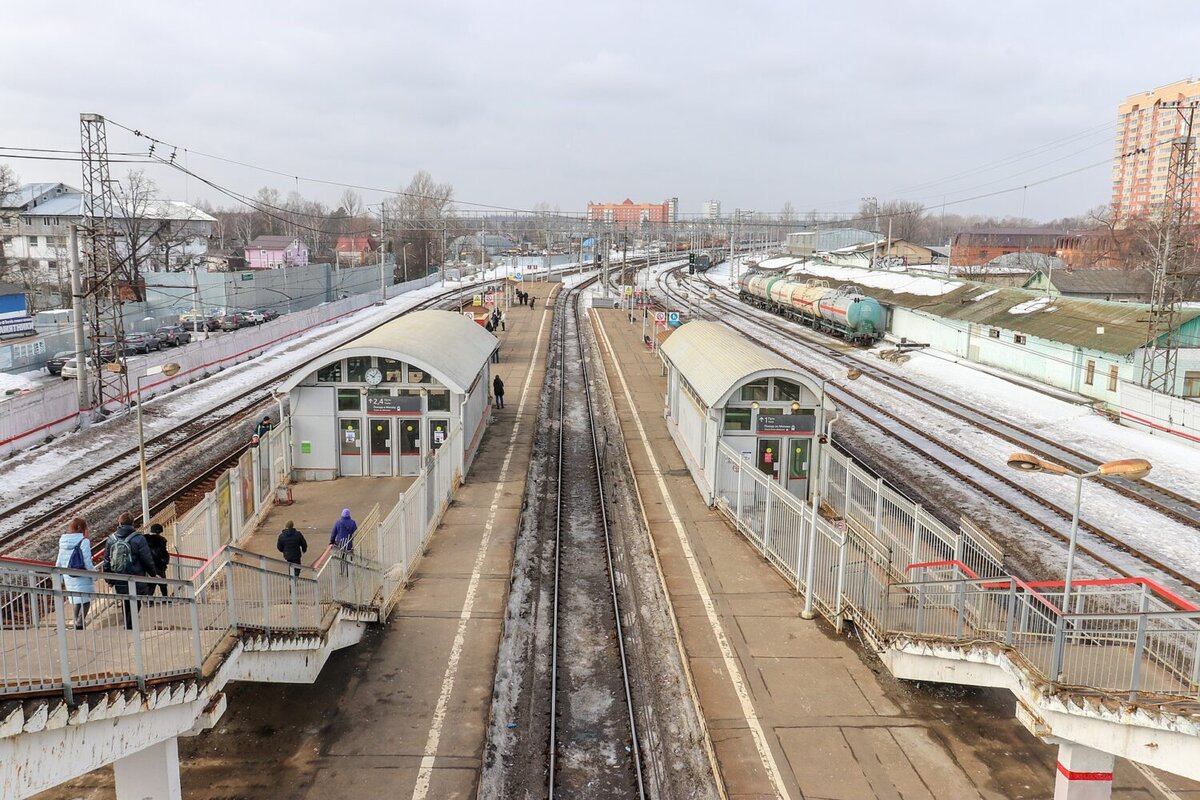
<box><xmin>738</xmin><ymin>270</ymin><xmax>886</xmax><ymax>344</ymax></box>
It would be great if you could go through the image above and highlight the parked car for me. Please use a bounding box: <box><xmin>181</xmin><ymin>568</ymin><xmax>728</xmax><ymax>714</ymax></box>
<box><xmin>244</xmin><ymin>309</ymin><xmax>265</xmax><ymax>325</ymax></box>
<box><xmin>61</xmin><ymin>357</ymin><xmax>96</xmax><ymax>380</ymax></box>
<box><xmin>45</xmin><ymin>351</ymin><xmax>73</xmax><ymax>376</ymax></box>
<box><xmin>219</xmin><ymin>313</ymin><xmax>246</xmax><ymax>331</ymax></box>
<box><xmin>97</xmin><ymin>339</ymin><xmax>123</xmax><ymax>362</ymax></box>
<box><xmin>154</xmin><ymin>325</ymin><xmax>191</xmax><ymax>347</ymax></box>
<box><xmin>123</xmin><ymin>332</ymin><xmax>161</xmax><ymax>354</ymax></box>
<box><xmin>257</xmin><ymin>308</ymin><xmax>279</xmax><ymax>322</ymax></box>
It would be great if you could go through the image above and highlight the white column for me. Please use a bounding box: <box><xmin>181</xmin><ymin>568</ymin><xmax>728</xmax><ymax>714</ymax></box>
<box><xmin>114</xmin><ymin>737</ymin><xmax>182</xmax><ymax>800</ymax></box>
<box><xmin>1054</xmin><ymin>741</ymin><xmax>1114</xmax><ymax>800</ymax></box>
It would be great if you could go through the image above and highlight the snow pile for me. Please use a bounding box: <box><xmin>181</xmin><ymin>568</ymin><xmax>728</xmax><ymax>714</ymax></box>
<box><xmin>788</xmin><ymin>262</ymin><xmax>962</xmax><ymax>297</ymax></box>
<box><xmin>1007</xmin><ymin>297</ymin><xmax>1057</xmax><ymax>315</ymax></box>
<box><xmin>989</xmin><ymin>252</ymin><xmax>1066</xmax><ymax>273</ymax></box>
<box><xmin>0</xmin><ymin>371</ymin><xmax>46</xmax><ymax>395</ymax></box>
<box><xmin>970</xmin><ymin>289</ymin><xmax>1000</xmax><ymax>302</ymax></box>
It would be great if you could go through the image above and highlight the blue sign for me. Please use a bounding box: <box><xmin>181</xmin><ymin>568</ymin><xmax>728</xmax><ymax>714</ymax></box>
<box><xmin>668</xmin><ymin>311</ymin><xmax>681</xmax><ymax>326</ymax></box>
<box><xmin>583</xmin><ymin>238</ymin><xmax>595</xmax><ymax>248</ymax></box>
<box><xmin>513</xmin><ymin>272</ymin><xmax>523</xmax><ymax>281</ymax></box>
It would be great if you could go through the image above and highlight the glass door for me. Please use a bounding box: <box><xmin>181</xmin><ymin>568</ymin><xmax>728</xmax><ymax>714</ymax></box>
<box><xmin>368</xmin><ymin>418</ymin><xmax>393</xmax><ymax>476</ymax></box>
<box><xmin>339</xmin><ymin>418</ymin><xmax>362</xmax><ymax>476</ymax></box>
<box><xmin>785</xmin><ymin>437</ymin><xmax>810</xmax><ymax>500</ymax></box>
<box><xmin>398</xmin><ymin>419</ymin><xmax>421</xmax><ymax>475</ymax></box>
<box><xmin>756</xmin><ymin>438</ymin><xmax>781</xmax><ymax>480</ymax></box>
<box><xmin>429</xmin><ymin>419</ymin><xmax>450</xmax><ymax>451</ymax></box>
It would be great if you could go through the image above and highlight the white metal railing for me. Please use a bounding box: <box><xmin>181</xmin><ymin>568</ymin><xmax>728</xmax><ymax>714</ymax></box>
<box><xmin>711</xmin><ymin>440</ymin><xmax>1200</xmax><ymax>702</ymax></box>
<box><xmin>0</xmin><ymin>421</ymin><xmax>463</xmax><ymax>703</ymax></box>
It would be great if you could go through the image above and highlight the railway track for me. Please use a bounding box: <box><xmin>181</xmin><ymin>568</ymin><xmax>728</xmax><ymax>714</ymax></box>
<box><xmin>546</xmin><ymin>276</ymin><xmax>645</xmax><ymax>797</ymax></box>
<box><xmin>652</xmin><ymin>263</ymin><xmax>1200</xmax><ymax>596</ymax></box>
<box><xmin>0</xmin><ymin>282</ymin><xmax>493</xmax><ymax>554</ymax></box>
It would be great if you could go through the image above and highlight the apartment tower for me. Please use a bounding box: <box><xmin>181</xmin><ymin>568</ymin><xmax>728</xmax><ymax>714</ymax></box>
<box><xmin>1111</xmin><ymin>79</ymin><xmax>1200</xmax><ymax>222</ymax></box>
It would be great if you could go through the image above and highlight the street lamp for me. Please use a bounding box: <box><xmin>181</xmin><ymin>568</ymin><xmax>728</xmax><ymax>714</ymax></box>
<box><xmin>1005</xmin><ymin>452</ymin><xmax>1152</xmax><ymax>678</ymax></box>
<box><xmin>110</xmin><ymin>362</ymin><xmax>182</xmax><ymax>525</ymax></box>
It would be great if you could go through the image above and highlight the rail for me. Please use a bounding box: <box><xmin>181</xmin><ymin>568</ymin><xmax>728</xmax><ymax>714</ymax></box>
<box><xmin>710</xmin><ymin>439</ymin><xmax>1200</xmax><ymax>702</ymax></box>
<box><xmin>0</xmin><ymin>419</ymin><xmax>464</xmax><ymax>703</ymax></box>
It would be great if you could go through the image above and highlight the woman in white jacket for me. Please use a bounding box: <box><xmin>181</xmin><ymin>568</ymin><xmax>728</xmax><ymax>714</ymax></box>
<box><xmin>55</xmin><ymin>517</ymin><xmax>96</xmax><ymax>629</ymax></box>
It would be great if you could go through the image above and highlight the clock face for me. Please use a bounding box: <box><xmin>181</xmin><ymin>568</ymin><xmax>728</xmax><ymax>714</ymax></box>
<box><xmin>364</xmin><ymin>367</ymin><xmax>383</xmax><ymax>386</ymax></box>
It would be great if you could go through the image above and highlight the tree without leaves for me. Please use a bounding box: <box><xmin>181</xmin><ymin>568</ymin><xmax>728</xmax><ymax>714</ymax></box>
<box><xmin>0</xmin><ymin>164</ymin><xmax>20</xmax><ymax>271</ymax></box>
<box><xmin>385</xmin><ymin>170</ymin><xmax>454</xmax><ymax>281</ymax></box>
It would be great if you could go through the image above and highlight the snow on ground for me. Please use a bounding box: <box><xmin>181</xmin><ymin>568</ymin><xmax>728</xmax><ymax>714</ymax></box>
<box><xmin>0</xmin><ymin>370</ymin><xmax>50</xmax><ymax>395</ymax></box>
<box><xmin>0</xmin><ymin>270</ymin><xmax>577</xmax><ymax>509</ymax></box>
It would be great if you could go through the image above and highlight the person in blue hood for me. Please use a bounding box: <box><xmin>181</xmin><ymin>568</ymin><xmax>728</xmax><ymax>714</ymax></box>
<box><xmin>330</xmin><ymin>508</ymin><xmax>357</xmax><ymax>552</ymax></box>
<box><xmin>55</xmin><ymin>516</ymin><xmax>96</xmax><ymax>629</ymax></box>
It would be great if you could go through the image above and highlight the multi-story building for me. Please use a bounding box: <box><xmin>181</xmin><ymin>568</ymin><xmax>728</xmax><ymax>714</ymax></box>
<box><xmin>1</xmin><ymin>182</ymin><xmax>215</xmax><ymax>277</ymax></box>
<box><xmin>702</xmin><ymin>200</ymin><xmax>721</xmax><ymax>220</ymax></box>
<box><xmin>585</xmin><ymin>198</ymin><xmax>673</xmax><ymax>229</ymax></box>
<box><xmin>665</xmin><ymin>196</ymin><xmax>678</xmax><ymax>223</ymax></box>
<box><xmin>1111</xmin><ymin>79</ymin><xmax>1200</xmax><ymax>223</ymax></box>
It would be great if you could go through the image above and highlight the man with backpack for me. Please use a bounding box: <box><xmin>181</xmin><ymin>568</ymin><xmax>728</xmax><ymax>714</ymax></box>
<box><xmin>101</xmin><ymin>512</ymin><xmax>162</xmax><ymax>630</ymax></box>
<box><xmin>330</xmin><ymin>508</ymin><xmax>357</xmax><ymax>576</ymax></box>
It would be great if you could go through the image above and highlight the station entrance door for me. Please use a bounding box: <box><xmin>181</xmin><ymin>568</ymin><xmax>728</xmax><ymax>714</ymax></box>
<box><xmin>784</xmin><ymin>437</ymin><xmax>811</xmax><ymax>501</ymax></box>
<box><xmin>398</xmin><ymin>419</ymin><xmax>422</xmax><ymax>475</ymax></box>
<box><xmin>369</xmin><ymin>418</ymin><xmax>393</xmax><ymax>476</ymax></box>
<box><xmin>339</xmin><ymin>418</ymin><xmax>362</xmax><ymax>476</ymax></box>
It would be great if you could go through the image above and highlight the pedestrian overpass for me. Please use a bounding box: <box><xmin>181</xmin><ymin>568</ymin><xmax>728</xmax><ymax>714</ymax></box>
<box><xmin>0</xmin><ymin>424</ymin><xmax>464</xmax><ymax>800</ymax></box>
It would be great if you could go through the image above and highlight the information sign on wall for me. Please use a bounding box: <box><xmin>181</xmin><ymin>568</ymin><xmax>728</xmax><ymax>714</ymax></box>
<box><xmin>756</xmin><ymin>414</ymin><xmax>816</xmax><ymax>434</ymax></box>
<box><xmin>366</xmin><ymin>394</ymin><xmax>422</xmax><ymax>413</ymax></box>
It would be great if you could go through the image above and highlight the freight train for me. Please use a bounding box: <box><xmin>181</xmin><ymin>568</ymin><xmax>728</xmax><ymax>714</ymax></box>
<box><xmin>738</xmin><ymin>272</ymin><xmax>886</xmax><ymax>344</ymax></box>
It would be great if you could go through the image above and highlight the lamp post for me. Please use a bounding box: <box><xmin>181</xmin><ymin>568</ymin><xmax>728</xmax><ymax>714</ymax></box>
<box><xmin>113</xmin><ymin>362</ymin><xmax>182</xmax><ymax>525</ymax></box>
<box><xmin>1005</xmin><ymin>452</ymin><xmax>1152</xmax><ymax>679</ymax></box>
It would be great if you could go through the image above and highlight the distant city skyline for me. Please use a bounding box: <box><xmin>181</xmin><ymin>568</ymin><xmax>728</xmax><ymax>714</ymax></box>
<box><xmin>2</xmin><ymin>2</ymin><xmax>1198</xmax><ymax>222</ymax></box>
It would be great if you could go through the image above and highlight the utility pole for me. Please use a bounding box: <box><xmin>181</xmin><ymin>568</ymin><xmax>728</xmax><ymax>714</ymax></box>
<box><xmin>1142</xmin><ymin>101</ymin><xmax>1197</xmax><ymax>394</ymax></box>
<box><xmin>68</xmin><ymin>225</ymin><xmax>88</xmax><ymax>414</ymax></box>
<box><xmin>441</xmin><ymin>220</ymin><xmax>447</xmax><ymax>287</ymax></box>
<box><xmin>80</xmin><ymin>113</ymin><xmax>128</xmax><ymax>415</ymax></box>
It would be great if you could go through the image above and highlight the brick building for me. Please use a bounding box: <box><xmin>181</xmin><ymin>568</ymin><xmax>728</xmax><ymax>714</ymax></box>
<box><xmin>950</xmin><ymin>228</ymin><xmax>1078</xmax><ymax>266</ymax></box>
<box><xmin>1111</xmin><ymin>79</ymin><xmax>1200</xmax><ymax>223</ymax></box>
<box><xmin>586</xmin><ymin>198</ymin><xmax>675</xmax><ymax>229</ymax></box>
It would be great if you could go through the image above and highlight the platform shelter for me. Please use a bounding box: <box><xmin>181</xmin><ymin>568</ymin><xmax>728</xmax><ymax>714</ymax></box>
<box><xmin>281</xmin><ymin>309</ymin><xmax>496</xmax><ymax>480</ymax></box>
<box><xmin>659</xmin><ymin>320</ymin><xmax>831</xmax><ymax>503</ymax></box>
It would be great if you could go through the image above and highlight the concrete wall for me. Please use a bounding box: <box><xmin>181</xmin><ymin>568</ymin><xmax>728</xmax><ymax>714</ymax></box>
<box><xmin>1119</xmin><ymin>381</ymin><xmax>1200</xmax><ymax>447</ymax></box>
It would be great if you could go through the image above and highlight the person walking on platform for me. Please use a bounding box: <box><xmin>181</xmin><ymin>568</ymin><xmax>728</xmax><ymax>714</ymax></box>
<box><xmin>144</xmin><ymin>523</ymin><xmax>172</xmax><ymax>596</ymax></box>
<box><xmin>277</xmin><ymin>521</ymin><xmax>308</xmax><ymax>576</ymax></box>
<box><xmin>101</xmin><ymin>512</ymin><xmax>161</xmax><ymax>630</ymax></box>
<box><xmin>330</xmin><ymin>508</ymin><xmax>357</xmax><ymax>554</ymax></box>
<box><xmin>55</xmin><ymin>517</ymin><xmax>96</xmax><ymax>629</ymax></box>
<box><xmin>529</xmin><ymin>295</ymin><xmax>537</xmax><ymax>310</ymax></box>
<box><xmin>500</xmin><ymin>310</ymin><xmax>507</xmax><ymax>331</ymax></box>
<box><xmin>493</xmin><ymin>375</ymin><xmax>505</xmax><ymax>409</ymax></box>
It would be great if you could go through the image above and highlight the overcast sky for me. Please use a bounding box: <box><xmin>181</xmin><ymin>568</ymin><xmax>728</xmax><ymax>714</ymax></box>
<box><xmin>3</xmin><ymin>1</ymin><xmax>1198</xmax><ymax>221</ymax></box>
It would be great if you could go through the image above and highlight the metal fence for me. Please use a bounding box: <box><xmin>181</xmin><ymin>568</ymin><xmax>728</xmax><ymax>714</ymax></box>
<box><xmin>0</xmin><ymin>421</ymin><xmax>464</xmax><ymax>703</ymax></box>
<box><xmin>711</xmin><ymin>440</ymin><xmax>1200</xmax><ymax>701</ymax></box>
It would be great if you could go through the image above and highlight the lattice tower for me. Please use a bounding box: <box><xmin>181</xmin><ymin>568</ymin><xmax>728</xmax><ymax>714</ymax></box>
<box><xmin>79</xmin><ymin>113</ymin><xmax>129</xmax><ymax>413</ymax></box>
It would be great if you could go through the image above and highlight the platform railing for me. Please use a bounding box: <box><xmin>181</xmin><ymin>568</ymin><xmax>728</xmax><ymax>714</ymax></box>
<box><xmin>711</xmin><ymin>440</ymin><xmax>1200</xmax><ymax>702</ymax></box>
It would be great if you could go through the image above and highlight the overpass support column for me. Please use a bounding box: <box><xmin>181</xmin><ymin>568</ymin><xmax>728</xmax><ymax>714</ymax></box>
<box><xmin>1054</xmin><ymin>741</ymin><xmax>1114</xmax><ymax>800</ymax></box>
<box><xmin>114</xmin><ymin>736</ymin><xmax>182</xmax><ymax>800</ymax></box>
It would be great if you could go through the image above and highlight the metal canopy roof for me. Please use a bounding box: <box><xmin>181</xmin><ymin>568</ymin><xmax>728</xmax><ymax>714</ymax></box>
<box><xmin>280</xmin><ymin>309</ymin><xmax>496</xmax><ymax>395</ymax></box>
<box><xmin>660</xmin><ymin>320</ymin><xmax>817</xmax><ymax>408</ymax></box>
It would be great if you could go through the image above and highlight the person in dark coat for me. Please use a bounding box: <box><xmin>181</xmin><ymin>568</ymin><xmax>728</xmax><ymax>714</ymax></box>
<box><xmin>485</xmin><ymin>318</ymin><xmax>494</xmax><ymax>333</ymax></box>
<box><xmin>492</xmin><ymin>375</ymin><xmax>505</xmax><ymax>409</ymax></box>
<box><xmin>277</xmin><ymin>521</ymin><xmax>308</xmax><ymax>576</ymax></box>
<box><xmin>254</xmin><ymin>416</ymin><xmax>273</xmax><ymax>438</ymax></box>
<box><xmin>144</xmin><ymin>523</ymin><xmax>171</xmax><ymax>596</ymax></box>
<box><xmin>101</xmin><ymin>512</ymin><xmax>161</xmax><ymax>630</ymax></box>
<box><xmin>529</xmin><ymin>295</ymin><xmax>537</xmax><ymax>310</ymax></box>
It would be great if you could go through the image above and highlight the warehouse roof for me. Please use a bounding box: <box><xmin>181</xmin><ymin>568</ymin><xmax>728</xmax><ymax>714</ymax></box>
<box><xmin>780</xmin><ymin>262</ymin><xmax>1200</xmax><ymax>355</ymax></box>
<box><xmin>660</xmin><ymin>319</ymin><xmax>816</xmax><ymax>408</ymax></box>
<box><xmin>280</xmin><ymin>310</ymin><xmax>496</xmax><ymax>394</ymax></box>
<box><xmin>1025</xmin><ymin>268</ymin><xmax>1153</xmax><ymax>296</ymax></box>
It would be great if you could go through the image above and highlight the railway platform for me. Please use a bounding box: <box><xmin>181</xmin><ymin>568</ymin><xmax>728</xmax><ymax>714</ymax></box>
<box><xmin>589</xmin><ymin>307</ymin><xmax>1199</xmax><ymax>800</ymax></box>
<box><xmin>22</xmin><ymin>286</ymin><xmax>560</xmax><ymax>800</ymax></box>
